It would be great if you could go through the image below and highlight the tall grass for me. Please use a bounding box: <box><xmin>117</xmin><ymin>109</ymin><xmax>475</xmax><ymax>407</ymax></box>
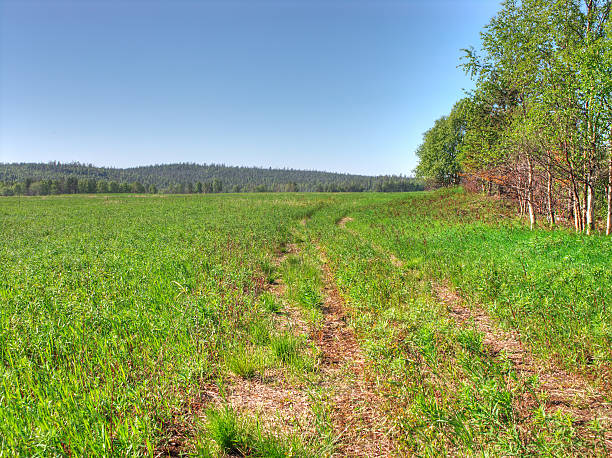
<box><xmin>2</xmin><ymin>189</ymin><xmax>609</xmax><ymax>455</ymax></box>
<box><xmin>300</xmin><ymin>188</ymin><xmax>610</xmax><ymax>454</ymax></box>
<box><xmin>348</xmin><ymin>189</ymin><xmax>612</xmax><ymax>378</ymax></box>
<box><xmin>0</xmin><ymin>194</ymin><xmax>323</xmax><ymax>454</ymax></box>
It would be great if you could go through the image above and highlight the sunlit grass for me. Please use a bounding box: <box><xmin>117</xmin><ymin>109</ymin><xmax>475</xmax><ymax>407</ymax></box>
<box><xmin>1</xmin><ymin>189</ymin><xmax>610</xmax><ymax>455</ymax></box>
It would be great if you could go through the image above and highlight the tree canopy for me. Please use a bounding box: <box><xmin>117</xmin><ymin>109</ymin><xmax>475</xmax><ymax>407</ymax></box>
<box><xmin>416</xmin><ymin>0</ymin><xmax>612</xmax><ymax>234</ymax></box>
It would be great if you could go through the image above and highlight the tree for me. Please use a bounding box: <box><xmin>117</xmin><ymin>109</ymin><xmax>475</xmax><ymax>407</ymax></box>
<box><xmin>415</xmin><ymin>100</ymin><xmax>467</xmax><ymax>186</ymax></box>
<box><xmin>97</xmin><ymin>181</ymin><xmax>109</xmax><ymax>193</ymax></box>
<box><xmin>452</xmin><ymin>0</ymin><xmax>612</xmax><ymax>233</ymax></box>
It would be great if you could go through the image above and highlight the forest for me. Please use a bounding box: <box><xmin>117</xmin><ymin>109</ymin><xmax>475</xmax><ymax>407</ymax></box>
<box><xmin>0</xmin><ymin>162</ymin><xmax>422</xmax><ymax>195</ymax></box>
<box><xmin>415</xmin><ymin>0</ymin><xmax>612</xmax><ymax>235</ymax></box>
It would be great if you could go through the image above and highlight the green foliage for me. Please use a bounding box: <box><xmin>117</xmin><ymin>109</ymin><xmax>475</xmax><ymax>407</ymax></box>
<box><xmin>299</xmin><ymin>188</ymin><xmax>610</xmax><ymax>454</ymax></box>
<box><xmin>0</xmin><ymin>193</ymin><xmax>316</xmax><ymax>454</ymax></box>
<box><xmin>420</xmin><ymin>0</ymin><xmax>612</xmax><ymax>232</ymax></box>
<box><xmin>1</xmin><ymin>190</ymin><xmax>609</xmax><ymax>455</ymax></box>
<box><xmin>415</xmin><ymin>100</ymin><xmax>467</xmax><ymax>186</ymax></box>
<box><xmin>225</xmin><ymin>346</ymin><xmax>271</xmax><ymax>379</ymax></box>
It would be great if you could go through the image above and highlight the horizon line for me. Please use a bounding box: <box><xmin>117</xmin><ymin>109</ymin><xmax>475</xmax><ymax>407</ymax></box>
<box><xmin>1</xmin><ymin>160</ymin><xmax>416</xmax><ymax>179</ymax></box>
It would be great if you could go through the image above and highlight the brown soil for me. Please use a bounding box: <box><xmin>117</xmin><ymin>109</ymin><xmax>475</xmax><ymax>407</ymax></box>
<box><xmin>435</xmin><ymin>282</ymin><xmax>612</xmax><ymax>449</ymax></box>
<box><xmin>337</xmin><ymin>216</ymin><xmax>354</xmax><ymax>228</ymax></box>
<box><xmin>204</xmin><ymin>376</ymin><xmax>318</xmax><ymax>439</ymax></box>
<box><xmin>199</xmin><ymin>239</ymin><xmax>399</xmax><ymax>456</ymax></box>
<box><xmin>316</xmin><ymin>247</ymin><xmax>399</xmax><ymax>457</ymax></box>
<box><xmin>191</xmin><ymin>236</ymin><xmax>401</xmax><ymax>456</ymax></box>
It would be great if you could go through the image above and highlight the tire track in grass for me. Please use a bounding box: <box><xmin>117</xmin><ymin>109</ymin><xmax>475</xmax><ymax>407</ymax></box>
<box><xmin>210</xmin><ymin>241</ymin><xmax>317</xmax><ymax>438</ymax></box>
<box><xmin>315</xmin><ymin>245</ymin><xmax>399</xmax><ymax>457</ymax></box>
<box><xmin>270</xmin><ymin>243</ymin><xmax>311</xmax><ymax>337</ymax></box>
<box><xmin>155</xmin><ymin>242</ymin><xmax>318</xmax><ymax>456</ymax></box>
<box><xmin>434</xmin><ymin>283</ymin><xmax>612</xmax><ymax>451</ymax></box>
<box><xmin>337</xmin><ymin>216</ymin><xmax>612</xmax><ymax>451</ymax></box>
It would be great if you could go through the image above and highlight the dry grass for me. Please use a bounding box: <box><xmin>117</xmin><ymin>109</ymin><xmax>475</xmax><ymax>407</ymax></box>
<box><xmin>337</xmin><ymin>216</ymin><xmax>354</xmax><ymax>228</ymax></box>
<box><xmin>317</xmin><ymin>247</ymin><xmax>399</xmax><ymax>457</ymax></box>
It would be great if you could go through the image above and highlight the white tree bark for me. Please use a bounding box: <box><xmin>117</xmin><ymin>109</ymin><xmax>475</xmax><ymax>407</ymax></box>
<box><xmin>607</xmin><ymin>152</ymin><xmax>611</xmax><ymax>236</ymax></box>
<box><xmin>527</xmin><ymin>155</ymin><xmax>536</xmax><ymax>230</ymax></box>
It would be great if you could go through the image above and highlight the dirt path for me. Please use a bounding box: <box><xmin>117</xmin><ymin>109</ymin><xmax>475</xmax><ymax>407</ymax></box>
<box><xmin>337</xmin><ymin>216</ymin><xmax>612</xmax><ymax>450</ymax></box>
<box><xmin>155</xmin><ymin>242</ymin><xmax>317</xmax><ymax>456</ymax></box>
<box><xmin>435</xmin><ymin>283</ymin><xmax>612</xmax><ymax>450</ymax></box>
<box><xmin>211</xmin><ymin>241</ymin><xmax>317</xmax><ymax>439</ymax></box>
<box><xmin>158</xmin><ymin>235</ymin><xmax>400</xmax><ymax>456</ymax></box>
<box><xmin>316</xmin><ymin>247</ymin><xmax>398</xmax><ymax>457</ymax></box>
<box><xmin>221</xmin><ymin>237</ymin><xmax>399</xmax><ymax>456</ymax></box>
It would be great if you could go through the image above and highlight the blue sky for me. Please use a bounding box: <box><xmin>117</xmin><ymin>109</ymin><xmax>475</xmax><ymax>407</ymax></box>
<box><xmin>0</xmin><ymin>0</ymin><xmax>500</xmax><ymax>176</ymax></box>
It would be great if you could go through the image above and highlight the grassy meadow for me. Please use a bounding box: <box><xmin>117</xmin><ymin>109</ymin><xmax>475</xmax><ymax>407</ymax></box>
<box><xmin>0</xmin><ymin>190</ymin><xmax>610</xmax><ymax>456</ymax></box>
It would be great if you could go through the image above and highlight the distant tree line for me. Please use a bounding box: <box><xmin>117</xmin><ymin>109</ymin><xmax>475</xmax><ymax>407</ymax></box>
<box><xmin>416</xmin><ymin>0</ymin><xmax>612</xmax><ymax>235</ymax></box>
<box><xmin>0</xmin><ymin>162</ymin><xmax>423</xmax><ymax>196</ymax></box>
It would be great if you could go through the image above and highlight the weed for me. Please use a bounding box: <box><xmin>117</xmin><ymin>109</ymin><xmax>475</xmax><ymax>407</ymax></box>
<box><xmin>199</xmin><ymin>406</ymin><xmax>308</xmax><ymax>457</ymax></box>
<box><xmin>225</xmin><ymin>346</ymin><xmax>270</xmax><ymax>379</ymax></box>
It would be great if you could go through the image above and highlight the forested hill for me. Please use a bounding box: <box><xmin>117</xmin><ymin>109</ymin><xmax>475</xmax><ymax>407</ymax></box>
<box><xmin>0</xmin><ymin>162</ymin><xmax>422</xmax><ymax>195</ymax></box>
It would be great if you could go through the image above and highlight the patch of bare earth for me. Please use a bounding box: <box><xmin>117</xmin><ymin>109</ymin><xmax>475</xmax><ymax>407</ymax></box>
<box><xmin>317</xmin><ymin>247</ymin><xmax>399</xmax><ymax>457</ymax></box>
<box><xmin>204</xmin><ymin>376</ymin><xmax>317</xmax><ymax>439</ymax></box>
<box><xmin>337</xmin><ymin>216</ymin><xmax>353</xmax><ymax>228</ymax></box>
<box><xmin>435</xmin><ymin>282</ymin><xmax>612</xmax><ymax>449</ymax></box>
<box><xmin>155</xmin><ymin>376</ymin><xmax>317</xmax><ymax>457</ymax></box>
<box><xmin>153</xmin><ymin>389</ymin><xmax>209</xmax><ymax>457</ymax></box>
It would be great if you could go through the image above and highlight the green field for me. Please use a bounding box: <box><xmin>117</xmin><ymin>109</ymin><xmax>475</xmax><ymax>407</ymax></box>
<box><xmin>1</xmin><ymin>190</ymin><xmax>611</xmax><ymax>456</ymax></box>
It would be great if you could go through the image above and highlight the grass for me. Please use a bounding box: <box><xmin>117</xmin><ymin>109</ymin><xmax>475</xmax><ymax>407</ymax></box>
<box><xmin>299</xmin><ymin>188</ymin><xmax>611</xmax><ymax>454</ymax></box>
<box><xmin>198</xmin><ymin>406</ymin><xmax>308</xmax><ymax>457</ymax></box>
<box><xmin>344</xmin><ymin>188</ymin><xmax>612</xmax><ymax>380</ymax></box>
<box><xmin>1</xmin><ymin>189</ymin><xmax>610</xmax><ymax>455</ymax></box>
<box><xmin>0</xmin><ymin>193</ymin><xmax>325</xmax><ymax>454</ymax></box>
<box><xmin>225</xmin><ymin>346</ymin><xmax>270</xmax><ymax>379</ymax></box>
<box><xmin>281</xmin><ymin>248</ymin><xmax>325</xmax><ymax>325</ymax></box>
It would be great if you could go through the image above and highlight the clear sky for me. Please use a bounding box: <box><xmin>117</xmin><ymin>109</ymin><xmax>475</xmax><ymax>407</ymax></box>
<box><xmin>0</xmin><ymin>0</ymin><xmax>500</xmax><ymax>176</ymax></box>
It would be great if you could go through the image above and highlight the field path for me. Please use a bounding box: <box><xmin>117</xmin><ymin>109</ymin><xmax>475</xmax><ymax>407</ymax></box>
<box><xmin>435</xmin><ymin>283</ymin><xmax>612</xmax><ymax>450</ymax></box>
<box><xmin>337</xmin><ymin>216</ymin><xmax>612</xmax><ymax>451</ymax></box>
<box><xmin>315</xmin><ymin>245</ymin><xmax>398</xmax><ymax>457</ymax></box>
<box><xmin>155</xmin><ymin>242</ymin><xmax>320</xmax><ymax>456</ymax></box>
<box><xmin>212</xmin><ymin>241</ymin><xmax>317</xmax><ymax>439</ymax></box>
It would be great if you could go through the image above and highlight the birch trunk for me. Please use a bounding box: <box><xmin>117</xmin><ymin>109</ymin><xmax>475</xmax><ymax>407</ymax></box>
<box><xmin>547</xmin><ymin>156</ymin><xmax>555</xmax><ymax>227</ymax></box>
<box><xmin>586</xmin><ymin>182</ymin><xmax>595</xmax><ymax>235</ymax></box>
<box><xmin>607</xmin><ymin>152</ymin><xmax>611</xmax><ymax>236</ymax></box>
<box><xmin>517</xmin><ymin>172</ymin><xmax>524</xmax><ymax>215</ymax></box>
<box><xmin>573</xmin><ymin>182</ymin><xmax>583</xmax><ymax>233</ymax></box>
<box><xmin>582</xmin><ymin>177</ymin><xmax>588</xmax><ymax>231</ymax></box>
<box><xmin>527</xmin><ymin>155</ymin><xmax>536</xmax><ymax>230</ymax></box>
